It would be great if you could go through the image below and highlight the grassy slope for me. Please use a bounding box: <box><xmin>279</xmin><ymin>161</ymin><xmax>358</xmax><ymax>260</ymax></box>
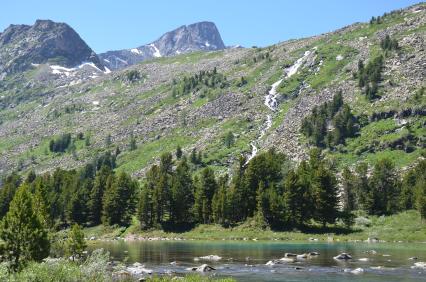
<box><xmin>84</xmin><ymin>211</ymin><xmax>426</xmax><ymax>243</ymax></box>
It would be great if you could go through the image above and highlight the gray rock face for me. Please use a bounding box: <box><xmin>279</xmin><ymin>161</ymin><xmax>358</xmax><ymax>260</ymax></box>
<box><xmin>99</xmin><ymin>21</ymin><xmax>225</xmax><ymax>70</ymax></box>
<box><xmin>0</xmin><ymin>19</ymin><xmax>104</xmax><ymax>74</ymax></box>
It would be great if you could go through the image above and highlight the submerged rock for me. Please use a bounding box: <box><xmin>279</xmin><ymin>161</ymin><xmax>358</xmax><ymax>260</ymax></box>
<box><xmin>334</xmin><ymin>253</ymin><xmax>353</xmax><ymax>260</ymax></box>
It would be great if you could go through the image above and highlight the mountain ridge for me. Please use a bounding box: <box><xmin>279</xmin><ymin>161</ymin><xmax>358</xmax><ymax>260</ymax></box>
<box><xmin>0</xmin><ymin>19</ymin><xmax>105</xmax><ymax>74</ymax></box>
<box><xmin>0</xmin><ymin>3</ymin><xmax>424</xmax><ymax>179</ymax></box>
<box><xmin>99</xmin><ymin>21</ymin><xmax>226</xmax><ymax>70</ymax></box>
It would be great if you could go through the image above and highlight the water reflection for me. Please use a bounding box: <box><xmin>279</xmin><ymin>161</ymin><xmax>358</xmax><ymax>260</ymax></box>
<box><xmin>89</xmin><ymin>241</ymin><xmax>426</xmax><ymax>281</ymax></box>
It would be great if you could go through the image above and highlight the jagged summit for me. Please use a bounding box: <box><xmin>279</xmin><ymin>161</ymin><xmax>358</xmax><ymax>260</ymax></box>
<box><xmin>0</xmin><ymin>19</ymin><xmax>104</xmax><ymax>74</ymax></box>
<box><xmin>99</xmin><ymin>21</ymin><xmax>226</xmax><ymax>70</ymax></box>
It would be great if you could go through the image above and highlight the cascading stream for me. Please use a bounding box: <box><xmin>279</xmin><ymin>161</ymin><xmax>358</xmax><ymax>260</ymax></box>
<box><xmin>245</xmin><ymin>49</ymin><xmax>315</xmax><ymax>164</ymax></box>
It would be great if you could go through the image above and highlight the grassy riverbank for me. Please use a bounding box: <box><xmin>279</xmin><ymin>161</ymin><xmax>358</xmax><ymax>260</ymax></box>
<box><xmin>0</xmin><ymin>249</ymin><xmax>235</xmax><ymax>282</ymax></box>
<box><xmin>84</xmin><ymin>210</ymin><xmax>426</xmax><ymax>243</ymax></box>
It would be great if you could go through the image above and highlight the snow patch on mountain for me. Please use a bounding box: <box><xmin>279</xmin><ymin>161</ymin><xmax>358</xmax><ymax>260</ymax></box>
<box><xmin>131</xmin><ymin>48</ymin><xmax>142</xmax><ymax>55</ymax></box>
<box><xmin>149</xmin><ymin>44</ymin><xmax>162</xmax><ymax>57</ymax></box>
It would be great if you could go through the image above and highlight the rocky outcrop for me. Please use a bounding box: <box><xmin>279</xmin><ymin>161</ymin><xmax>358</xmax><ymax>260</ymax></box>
<box><xmin>0</xmin><ymin>19</ymin><xmax>104</xmax><ymax>74</ymax></box>
<box><xmin>99</xmin><ymin>21</ymin><xmax>226</xmax><ymax>70</ymax></box>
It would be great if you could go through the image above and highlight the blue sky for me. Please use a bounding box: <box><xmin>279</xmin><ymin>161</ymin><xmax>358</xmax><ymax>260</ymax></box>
<box><xmin>1</xmin><ymin>0</ymin><xmax>421</xmax><ymax>53</ymax></box>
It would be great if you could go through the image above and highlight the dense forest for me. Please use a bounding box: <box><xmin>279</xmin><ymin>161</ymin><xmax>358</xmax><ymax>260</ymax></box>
<box><xmin>1</xmin><ymin>146</ymin><xmax>425</xmax><ymax>235</ymax></box>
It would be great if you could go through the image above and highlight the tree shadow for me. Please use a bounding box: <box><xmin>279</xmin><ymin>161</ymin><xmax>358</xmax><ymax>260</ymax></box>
<box><xmin>160</xmin><ymin>222</ymin><xmax>196</xmax><ymax>233</ymax></box>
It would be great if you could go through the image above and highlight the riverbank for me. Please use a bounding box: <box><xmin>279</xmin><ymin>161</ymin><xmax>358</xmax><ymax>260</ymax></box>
<box><xmin>0</xmin><ymin>249</ymin><xmax>236</xmax><ymax>282</ymax></box>
<box><xmin>83</xmin><ymin>210</ymin><xmax>426</xmax><ymax>243</ymax></box>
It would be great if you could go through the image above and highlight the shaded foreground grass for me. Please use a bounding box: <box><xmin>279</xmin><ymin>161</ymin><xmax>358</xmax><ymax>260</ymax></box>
<box><xmin>85</xmin><ymin>210</ymin><xmax>426</xmax><ymax>243</ymax></box>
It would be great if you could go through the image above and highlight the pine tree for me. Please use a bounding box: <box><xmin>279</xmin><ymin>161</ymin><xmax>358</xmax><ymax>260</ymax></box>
<box><xmin>312</xmin><ymin>165</ymin><xmax>338</xmax><ymax>227</ymax></box>
<box><xmin>170</xmin><ymin>158</ymin><xmax>194</xmax><ymax>225</ymax></box>
<box><xmin>400</xmin><ymin>169</ymin><xmax>416</xmax><ymax>210</ymax></box>
<box><xmin>138</xmin><ymin>186</ymin><xmax>153</xmax><ymax>229</ymax></box>
<box><xmin>353</xmin><ymin>162</ymin><xmax>373</xmax><ymax>213</ymax></box>
<box><xmin>66</xmin><ymin>224</ymin><xmax>87</xmax><ymax>261</ymax></box>
<box><xmin>284</xmin><ymin>170</ymin><xmax>303</xmax><ymax>226</ymax></box>
<box><xmin>369</xmin><ymin>158</ymin><xmax>400</xmax><ymax>215</ymax></box>
<box><xmin>0</xmin><ymin>172</ymin><xmax>21</xmax><ymax>219</ymax></box>
<box><xmin>66</xmin><ymin>179</ymin><xmax>91</xmax><ymax>224</ymax></box>
<box><xmin>0</xmin><ymin>184</ymin><xmax>50</xmax><ymax>271</ymax></box>
<box><xmin>102</xmin><ymin>172</ymin><xmax>137</xmax><ymax>226</ymax></box>
<box><xmin>254</xmin><ymin>181</ymin><xmax>268</xmax><ymax>229</ymax></box>
<box><xmin>224</xmin><ymin>131</ymin><xmax>235</xmax><ymax>148</ymax></box>
<box><xmin>341</xmin><ymin>167</ymin><xmax>356</xmax><ymax>211</ymax></box>
<box><xmin>88</xmin><ymin>166</ymin><xmax>111</xmax><ymax>225</ymax></box>
<box><xmin>212</xmin><ymin>175</ymin><xmax>228</xmax><ymax>226</ymax></box>
<box><xmin>176</xmin><ymin>145</ymin><xmax>183</xmax><ymax>159</ymax></box>
<box><xmin>416</xmin><ymin>182</ymin><xmax>426</xmax><ymax>221</ymax></box>
<box><xmin>194</xmin><ymin>168</ymin><xmax>217</xmax><ymax>223</ymax></box>
<box><xmin>32</xmin><ymin>177</ymin><xmax>52</xmax><ymax>228</ymax></box>
<box><xmin>412</xmin><ymin>160</ymin><xmax>426</xmax><ymax>221</ymax></box>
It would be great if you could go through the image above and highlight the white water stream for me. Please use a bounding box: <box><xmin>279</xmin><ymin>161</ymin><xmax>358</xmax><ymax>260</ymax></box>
<box><xmin>245</xmin><ymin>49</ymin><xmax>314</xmax><ymax>164</ymax></box>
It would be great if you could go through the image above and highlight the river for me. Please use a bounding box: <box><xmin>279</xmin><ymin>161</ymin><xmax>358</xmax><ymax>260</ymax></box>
<box><xmin>90</xmin><ymin>240</ymin><xmax>426</xmax><ymax>281</ymax></box>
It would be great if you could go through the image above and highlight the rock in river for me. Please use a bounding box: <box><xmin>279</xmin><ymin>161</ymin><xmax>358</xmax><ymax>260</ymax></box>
<box><xmin>196</xmin><ymin>255</ymin><xmax>222</xmax><ymax>261</ymax></box>
<box><xmin>187</xmin><ymin>264</ymin><xmax>216</xmax><ymax>272</ymax></box>
<box><xmin>334</xmin><ymin>253</ymin><xmax>353</xmax><ymax>260</ymax></box>
<box><xmin>127</xmin><ymin>262</ymin><xmax>153</xmax><ymax>275</ymax></box>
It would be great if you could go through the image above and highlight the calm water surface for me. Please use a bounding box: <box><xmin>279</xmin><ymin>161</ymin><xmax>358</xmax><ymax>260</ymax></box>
<box><xmin>90</xmin><ymin>240</ymin><xmax>426</xmax><ymax>281</ymax></box>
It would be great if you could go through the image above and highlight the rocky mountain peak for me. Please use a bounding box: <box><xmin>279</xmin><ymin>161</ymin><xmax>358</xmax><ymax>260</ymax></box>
<box><xmin>99</xmin><ymin>21</ymin><xmax>226</xmax><ymax>70</ymax></box>
<box><xmin>153</xmin><ymin>21</ymin><xmax>225</xmax><ymax>55</ymax></box>
<box><xmin>0</xmin><ymin>19</ymin><xmax>104</xmax><ymax>74</ymax></box>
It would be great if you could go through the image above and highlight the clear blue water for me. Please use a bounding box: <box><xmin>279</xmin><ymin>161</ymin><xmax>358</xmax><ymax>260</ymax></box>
<box><xmin>90</xmin><ymin>240</ymin><xmax>426</xmax><ymax>281</ymax></box>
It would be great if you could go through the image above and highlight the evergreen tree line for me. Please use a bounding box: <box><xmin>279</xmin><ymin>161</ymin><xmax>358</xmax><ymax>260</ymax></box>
<box><xmin>1</xmin><ymin>148</ymin><xmax>425</xmax><ymax>235</ymax></box>
<box><xmin>0</xmin><ymin>151</ymin><xmax>133</xmax><ymax>228</ymax></box>
<box><xmin>137</xmin><ymin>148</ymin><xmax>426</xmax><ymax>230</ymax></box>
<box><xmin>301</xmin><ymin>92</ymin><xmax>358</xmax><ymax>148</ymax></box>
<box><xmin>172</xmin><ymin>68</ymin><xmax>228</xmax><ymax>98</ymax></box>
<box><xmin>341</xmin><ymin>158</ymin><xmax>426</xmax><ymax>219</ymax></box>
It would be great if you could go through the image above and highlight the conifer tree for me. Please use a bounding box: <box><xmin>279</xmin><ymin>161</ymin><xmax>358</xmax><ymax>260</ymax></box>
<box><xmin>369</xmin><ymin>158</ymin><xmax>400</xmax><ymax>215</ymax></box>
<box><xmin>0</xmin><ymin>184</ymin><xmax>50</xmax><ymax>271</ymax></box>
<box><xmin>66</xmin><ymin>224</ymin><xmax>87</xmax><ymax>261</ymax></box>
<box><xmin>88</xmin><ymin>166</ymin><xmax>111</xmax><ymax>225</ymax></box>
<box><xmin>102</xmin><ymin>172</ymin><xmax>137</xmax><ymax>226</ymax></box>
<box><xmin>138</xmin><ymin>186</ymin><xmax>153</xmax><ymax>229</ymax></box>
<box><xmin>171</xmin><ymin>158</ymin><xmax>194</xmax><ymax>225</ymax></box>
<box><xmin>312</xmin><ymin>165</ymin><xmax>338</xmax><ymax>227</ymax></box>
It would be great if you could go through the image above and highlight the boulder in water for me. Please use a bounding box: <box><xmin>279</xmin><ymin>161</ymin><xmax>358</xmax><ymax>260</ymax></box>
<box><xmin>334</xmin><ymin>253</ymin><xmax>352</xmax><ymax>260</ymax></box>
<box><xmin>197</xmin><ymin>255</ymin><xmax>222</xmax><ymax>261</ymax></box>
<box><xmin>284</xmin><ymin>253</ymin><xmax>298</xmax><ymax>257</ymax></box>
<box><xmin>345</xmin><ymin>268</ymin><xmax>364</xmax><ymax>274</ymax></box>
<box><xmin>412</xmin><ymin>262</ymin><xmax>426</xmax><ymax>269</ymax></box>
<box><xmin>127</xmin><ymin>262</ymin><xmax>153</xmax><ymax>275</ymax></box>
<box><xmin>187</xmin><ymin>264</ymin><xmax>216</xmax><ymax>272</ymax></box>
